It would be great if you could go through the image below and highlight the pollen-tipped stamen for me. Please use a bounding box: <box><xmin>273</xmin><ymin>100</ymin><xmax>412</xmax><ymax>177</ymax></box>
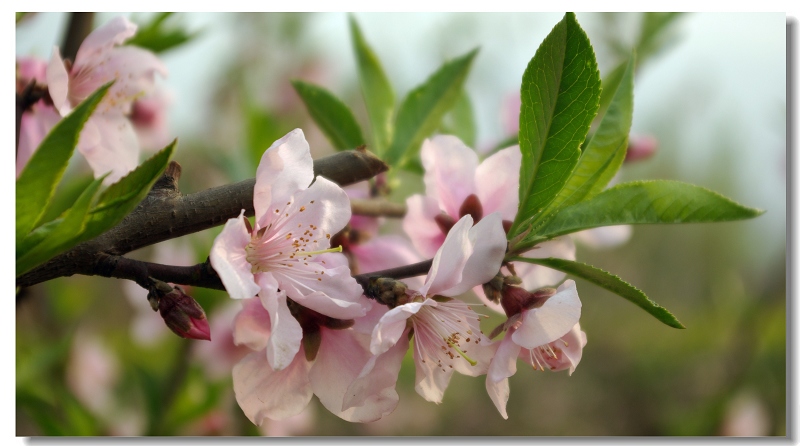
<box><xmin>447</xmin><ymin>340</ymin><xmax>477</xmax><ymax>366</ymax></box>
<box><xmin>297</xmin><ymin>245</ymin><xmax>343</xmax><ymax>257</ymax></box>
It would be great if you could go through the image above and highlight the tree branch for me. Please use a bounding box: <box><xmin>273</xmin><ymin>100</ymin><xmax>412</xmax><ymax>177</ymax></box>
<box><xmin>61</xmin><ymin>12</ymin><xmax>94</xmax><ymax>62</ymax></box>
<box><xmin>17</xmin><ymin>149</ymin><xmax>388</xmax><ymax>289</ymax></box>
<box><xmin>350</xmin><ymin>198</ymin><xmax>407</xmax><ymax>218</ymax></box>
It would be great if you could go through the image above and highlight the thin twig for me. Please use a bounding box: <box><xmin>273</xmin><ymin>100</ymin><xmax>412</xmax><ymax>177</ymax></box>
<box><xmin>350</xmin><ymin>198</ymin><xmax>407</xmax><ymax>218</ymax></box>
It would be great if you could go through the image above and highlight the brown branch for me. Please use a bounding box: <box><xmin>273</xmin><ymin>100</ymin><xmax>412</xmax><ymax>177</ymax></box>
<box><xmin>16</xmin><ymin>149</ymin><xmax>388</xmax><ymax>289</ymax></box>
<box><xmin>61</xmin><ymin>12</ymin><xmax>94</xmax><ymax>62</ymax></box>
<box><xmin>350</xmin><ymin>198</ymin><xmax>407</xmax><ymax>218</ymax></box>
<box><xmin>86</xmin><ymin>254</ymin><xmax>433</xmax><ymax>296</ymax></box>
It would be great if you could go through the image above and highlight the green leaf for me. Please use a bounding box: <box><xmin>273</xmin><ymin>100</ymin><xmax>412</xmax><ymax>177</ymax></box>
<box><xmin>510</xmin><ymin>12</ymin><xmax>601</xmax><ymax>239</ymax></box>
<box><xmin>128</xmin><ymin>12</ymin><xmax>199</xmax><ymax>53</ymax></box>
<box><xmin>525</xmin><ymin>55</ymin><xmax>635</xmax><ymax>238</ymax></box>
<box><xmin>595</xmin><ymin>59</ymin><xmax>628</xmax><ymax>124</ymax></box>
<box><xmin>82</xmin><ymin>141</ymin><xmax>176</xmax><ymax>239</ymax></box>
<box><xmin>349</xmin><ymin>15</ymin><xmax>395</xmax><ymax>155</ymax></box>
<box><xmin>535</xmin><ymin>180</ymin><xmax>765</xmax><ymax>240</ymax></box>
<box><xmin>439</xmin><ymin>89</ymin><xmax>477</xmax><ymax>147</ymax></box>
<box><xmin>16</xmin><ymin>82</ymin><xmax>111</xmax><ymax>243</ymax></box>
<box><xmin>510</xmin><ymin>256</ymin><xmax>684</xmax><ymax>329</ymax></box>
<box><xmin>16</xmin><ymin>177</ymin><xmax>105</xmax><ymax>276</ymax></box>
<box><xmin>291</xmin><ymin>80</ymin><xmax>365</xmax><ymax>151</ymax></box>
<box><xmin>384</xmin><ymin>48</ymin><xmax>478</xmax><ymax>168</ymax></box>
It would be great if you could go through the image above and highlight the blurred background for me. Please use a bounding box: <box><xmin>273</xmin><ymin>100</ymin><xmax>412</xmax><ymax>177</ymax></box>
<box><xmin>15</xmin><ymin>12</ymin><xmax>786</xmax><ymax>436</ymax></box>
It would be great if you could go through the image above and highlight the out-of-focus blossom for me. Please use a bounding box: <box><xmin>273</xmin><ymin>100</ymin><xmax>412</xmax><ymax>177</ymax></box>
<box><xmin>46</xmin><ymin>16</ymin><xmax>167</xmax><ymax>183</ymax></box>
<box><xmin>720</xmin><ymin>391</ymin><xmax>771</xmax><ymax>436</ymax></box>
<box><xmin>403</xmin><ymin>135</ymin><xmax>575</xmax><ymax>313</ymax></box>
<box><xmin>347</xmin><ymin>214</ymin><xmax>506</xmax><ymax>408</ymax></box>
<box><xmin>231</xmin><ymin>296</ymin><xmax>399</xmax><ymax>424</ymax></box>
<box><xmin>194</xmin><ymin>302</ymin><xmax>251</xmax><ymax>380</ymax></box>
<box><xmin>16</xmin><ymin>57</ymin><xmax>61</xmax><ymax>178</ymax></box>
<box><xmin>625</xmin><ymin>134</ymin><xmax>658</xmax><ymax>163</ymax></box>
<box><xmin>485</xmin><ymin>279</ymin><xmax>586</xmax><ymax>419</ymax></box>
<box><xmin>210</xmin><ymin>128</ymin><xmax>366</xmax><ymax>372</ymax></box>
<box><xmin>66</xmin><ymin>331</ymin><xmax>120</xmax><ymax>414</ymax></box>
<box><xmin>130</xmin><ymin>87</ymin><xmax>173</xmax><ymax>152</ymax></box>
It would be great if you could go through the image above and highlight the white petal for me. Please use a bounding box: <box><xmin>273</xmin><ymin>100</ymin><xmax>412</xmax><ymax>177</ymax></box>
<box><xmin>403</xmin><ymin>194</ymin><xmax>447</xmax><ymax>259</ymax></box>
<box><xmin>46</xmin><ymin>46</ymin><xmax>70</xmax><ymax>114</ymax></box>
<box><xmin>485</xmin><ymin>336</ymin><xmax>521</xmax><ymax>420</ymax></box>
<box><xmin>370</xmin><ymin>302</ymin><xmax>423</xmax><ymax>355</ymax></box>
<box><xmin>232</xmin><ymin>351</ymin><xmax>312</xmax><ymax>425</ymax></box>
<box><xmin>232</xmin><ymin>297</ymin><xmax>271</xmax><ymax>352</ymax></box>
<box><xmin>418</xmin><ymin>215</ymin><xmax>473</xmax><ymax>297</ymax></box>
<box><xmin>439</xmin><ymin>212</ymin><xmax>507</xmax><ymax>297</ymax></box>
<box><xmin>421</xmin><ymin>135</ymin><xmax>479</xmax><ymax>218</ymax></box>
<box><xmin>475</xmin><ymin>145</ymin><xmax>521</xmax><ymax>220</ymax></box>
<box><xmin>254</xmin><ymin>129</ymin><xmax>314</xmax><ymax>227</ymax></box>
<box><xmin>78</xmin><ymin>114</ymin><xmax>139</xmax><ymax>184</ymax></box>
<box><xmin>209</xmin><ymin>212</ymin><xmax>260</xmax><ymax>300</ymax></box>
<box><xmin>511</xmin><ymin>280</ymin><xmax>581</xmax><ymax>349</ymax></box>
<box><xmin>260</xmin><ymin>289</ymin><xmax>303</xmax><ymax>371</ymax></box>
<box><xmin>343</xmin><ymin>330</ymin><xmax>409</xmax><ymax>412</ymax></box>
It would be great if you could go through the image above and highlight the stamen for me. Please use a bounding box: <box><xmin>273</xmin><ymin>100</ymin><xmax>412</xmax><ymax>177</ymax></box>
<box><xmin>448</xmin><ymin>341</ymin><xmax>477</xmax><ymax>366</ymax></box>
<box><xmin>298</xmin><ymin>245</ymin><xmax>342</xmax><ymax>256</ymax></box>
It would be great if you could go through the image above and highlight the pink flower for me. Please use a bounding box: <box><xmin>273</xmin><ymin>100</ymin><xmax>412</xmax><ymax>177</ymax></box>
<box><xmin>130</xmin><ymin>87</ymin><xmax>173</xmax><ymax>152</ymax></box>
<box><xmin>16</xmin><ymin>57</ymin><xmax>61</xmax><ymax>178</ymax></box>
<box><xmin>46</xmin><ymin>16</ymin><xmax>167</xmax><ymax>183</ymax></box>
<box><xmin>346</xmin><ymin>213</ymin><xmax>507</xmax><ymax>407</ymax></box>
<box><xmin>485</xmin><ymin>280</ymin><xmax>586</xmax><ymax>419</ymax></box>
<box><xmin>210</xmin><ymin>129</ymin><xmax>366</xmax><ymax>371</ymax></box>
<box><xmin>231</xmin><ymin>297</ymin><xmax>400</xmax><ymax>424</ymax></box>
<box><xmin>402</xmin><ymin>135</ymin><xmax>576</xmax><ymax>313</ymax></box>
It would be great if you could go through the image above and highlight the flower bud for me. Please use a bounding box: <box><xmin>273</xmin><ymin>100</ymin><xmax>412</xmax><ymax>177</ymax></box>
<box><xmin>363</xmin><ymin>277</ymin><xmax>410</xmax><ymax>308</ymax></box>
<box><xmin>148</xmin><ymin>280</ymin><xmax>211</xmax><ymax>341</ymax></box>
<box><xmin>499</xmin><ymin>275</ymin><xmax>556</xmax><ymax>318</ymax></box>
<box><xmin>458</xmin><ymin>193</ymin><xmax>483</xmax><ymax>222</ymax></box>
<box><xmin>624</xmin><ymin>135</ymin><xmax>658</xmax><ymax>163</ymax></box>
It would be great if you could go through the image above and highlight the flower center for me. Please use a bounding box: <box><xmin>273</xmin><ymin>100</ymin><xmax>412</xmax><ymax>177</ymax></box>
<box><xmin>528</xmin><ymin>338</ymin><xmax>568</xmax><ymax>371</ymax></box>
<box><xmin>411</xmin><ymin>300</ymin><xmax>488</xmax><ymax>371</ymax></box>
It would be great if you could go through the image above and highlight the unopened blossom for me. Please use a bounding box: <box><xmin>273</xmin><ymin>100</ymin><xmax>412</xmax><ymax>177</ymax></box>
<box><xmin>16</xmin><ymin>57</ymin><xmax>61</xmax><ymax>178</ymax></box>
<box><xmin>346</xmin><ymin>213</ymin><xmax>507</xmax><ymax>408</ymax></box>
<box><xmin>231</xmin><ymin>296</ymin><xmax>401</xmax><ymax>424</ymax></box>
<box><xmin>210</xmin><ymin>129</ymin><xmax>365</xmax><ymax>372</ymax></box>
<box><xmin>485</xmin><ymin>279</ymin><xmax>586</xmax><ymax>419</ymax></box>
<box><xmin>149</xmin><ymin>280</ymin><xmax>211</xmax><ymax>341</ymax></box>
<box><xmin>46</xmin><ymin>16</ymin><xmax>167</xmax><ymax>183</ymax></box>
<box><xmin>402</xmin><ymin>135</ymin><xmax>576</xmax><ymax>313</ymax></box>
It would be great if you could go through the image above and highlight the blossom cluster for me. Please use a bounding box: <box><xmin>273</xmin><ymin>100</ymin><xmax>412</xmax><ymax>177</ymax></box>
<box><xmin>17</xmin><ymin>16</ymin><xmax>169</xmax><ymax>183</ymax></box>
<box><xmin>210</xmin><ymin>129</ymin><xmax>588</xmax><ymax>422</ymax></box>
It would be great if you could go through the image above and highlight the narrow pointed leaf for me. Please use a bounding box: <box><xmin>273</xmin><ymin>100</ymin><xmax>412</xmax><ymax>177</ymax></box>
<box><xmin>291</xmin><ymin>80</ymin><xmax>365</xmax><ymax>151</ymax></box>
<box><xmin>511</xmin><ymin>256</ymin><xmax>684</xmax><ymax>329</ymax></box>
<box><xmin>82</xmin><ymin>141</ymin><xmax>176</xmax><ymax>240</ymax></box>
<box><xmin>17</xmin><ymin>176</ymin><xmax>105</xmax><ymax>276</ymax></box>
<box><xmin>349</xmin><ymin>15</ymin><xmax>395</xmax><ymax>155</ymax></box>
<box><xmin>536</xmin><ymin>180</ymin><xmax>765</xmax><ymax>240</ymax></box>
<box><xmin>510</xmin><ymin>12</ymin><xmax>601</xmax><ymax>239</ymax></box>
<box><xmin>16</xmin><ymin>82</ymin><xmax>111</xmax><ymax>243</ymax></box>
<box><xmin>384</xmin><ymin>48</ymin><xmax>478</xmax><ymax>168</ymax></box>
<box><xmin>529</xmin><ymin>56</ymin><xmax>635</xmax><ymax>236</ymax></box>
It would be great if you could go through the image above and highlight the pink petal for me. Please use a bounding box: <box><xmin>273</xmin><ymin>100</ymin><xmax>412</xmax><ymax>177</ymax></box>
<box><xmin>254</xmin><ymin>129</ymin><xmax>314</xmax><ymax>228</ymax></box>
<box><xmin>232</xmin><ymin>297</ymin><xmax>271</xmax><ymax>352</ymax></box>
<box><xmin>343</xmin><ymin>329</ymin><xmax>409</xmax><ymax>412</ymax></box>
<box><xmin>259</xmin><ymin>284</ymin><xmax>303</xmax><ymax>371</ymax></box>
<box><xmin>403</xmin><ymin>194</ymin><xmax>446</xmax><ymax>259</ymax></box>
<box><xmin>349</xmin><ymin>235</ymin><xmax>422</xmax><ymax>275</ymax></box>
<box><xmin>273</xmin><ymin>254</ymin><xmax>365</xmax><ymax>320</ymax></box>
<box><xmin>512</xmin><ymin>236</ymin><xmax>576</xmax><ymax>290</ymax></box>
<box><xmin>438</xmin><ymin>212</ymin><xmax>507</xmax><ymax>297</ymax></box>
<box><xmin>75</xmin><ymin>45</ymin><xmax>167</xmax><ymax>114</ymax></box>
<box><xmin>370</xmin><ymin>302</ymin><xmax>424</xmax><ymax>355</ymax></box>
<box><xmin>485</xmin><ymin>336</ymin><xmax>521</xmax><ymax>420</ymax></box>
<box><xmin>46</xmin><ymin>47</ymin><xmax>70</xmax><ymax>114</ymax></box>
<box><xmin>418</xmin><ymin>215</ymin><xmax>474</xmax><ymax>297</ymax></box>
<box><xmin>351</xmin><ymin>296</ymin><xmax>388</xmax><ymax>336</ymax></box>
<box><xmin>421</xmin><ymin>135</ymin><xmax>478</xmax><ymax>218</ymax></box>
<box><xmin>475</xmin><ymin>145</ymin><xmax>521</xmax><ymax>220</ymax></box>
<box><xmin>209</xmin><ymin>212</ymin><xmax>260</xmax><ymax>300</ymax></box>
<box><xmin>413</xmin><ymin>337</ymin><xmax>454</xmax><ymax>404</ymax></box>
<box><xmin>556</xmin><ymin>323</ymin><xmax>587</xmax><ymax>375</ymax></box>
<box><xmin>17</xmin><ymin>57</ymin><xmax>48</xmax><ymax>83</ymax></box>
<box><xmin>78</xmin><ymin>114</ymin><xmax>139</xmax><ymax>184</ymax></box>
<box><xmin>74</xmin><ymin>16</ymin><xmax>137</xmax><ymax>64</ymax></box>
<box><xmin>571</xmin><ymin>225</ymin><xmax>632</xmax><ymax>249</ymax></box>
<box><xmin>310</xmin><ymin>328</ymin><xmax>400</xmax><ymax>422</ymax></box>
<box><xmin>511</xmin><ymin>280</ymin><xmax>581</xmax><ymax>349</ymax></box>
<box><xmin>16</xmin><ymin>104</ymin><xmax>61</xmax><ymax>178</ymax></box>
<box><xmin>232</xmin><ymin>350</ymin><xmax>312</xmax><ymax>425</ymax></box>
<box><xmin>131</xmin><ymin>87</ymin><xmax>173</xmax><ymax>152</ymax></box>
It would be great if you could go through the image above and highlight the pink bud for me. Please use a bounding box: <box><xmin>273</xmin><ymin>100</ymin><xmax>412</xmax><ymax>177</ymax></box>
<box><xmin>625</xmin><ymin>135</ymin><xmax>658</xmax><ymax>163</ymax></box>
<box><xmin>149</xmin><ymin>281</ymin><xmax>211</xmax><ymax>341</ymax></box>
